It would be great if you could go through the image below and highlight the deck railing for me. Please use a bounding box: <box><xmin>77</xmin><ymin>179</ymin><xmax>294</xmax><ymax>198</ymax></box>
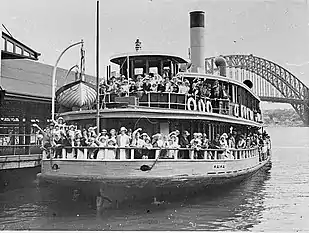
<box><xmin>42</xmin><ymin>146</ymin><xmax>266</xmax><ymax>161</ymax></box>
<box><xmin>101</xmin><ymin>92</ymin><xmax>231</xmax><ymax>114</ymax></box>
<box><xmin>0</xmin><ymin>133</ymin><xmax>39</xmax><ymax>146</ymax></box>
<box><xmin>0</xmin><ymin>144</ymin><xmax>42</xmax><ymax>156</ymax></box>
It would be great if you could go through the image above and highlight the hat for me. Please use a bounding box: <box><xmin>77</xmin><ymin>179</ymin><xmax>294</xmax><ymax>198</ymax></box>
<box><xmin>110</xmin><ymin>129</ymin><xmax>116</xmax><ymax>133</ymax></box>
<box><xmin>69</xmin><ymin>125</ymin><xmax>75</xmax><ymax>129</ymax></box>
<box><xmin>183</xmin><ymin>131</ymin><xmax>190</xmax><ymax>136</ymax></box>
<box><xmin>141</xmin><ymin>133</ymin><xmax>149</xmax><ymax>138</ymax></box>
<box><xmin>107</xmin><ymin>138</ymin><xmax>117</xmax><ymax>145</ymax></box>
<box><xmin>152</xmin><ymin>133</ymin><xmax>162</xmax><ymax>139</ymax></box>
<box><xmin>120</xmin><ymin>127</ymin><xmax>127</xmax><ymax>132</ymax></box>
<box><xmin>99</xmin><ymin>135</ymin><xmax>108</xmax><ymax>142</ymax></box>
<box><xmin>50</xmin><ymin>122</ymin><xmax>55</xmax><ymax>126</ymax></box>
<box><xmin>221</xmin><ymin>133</ymin><xmax>228</xmax><ymax>138</ymax></box>
<box><xmin>101</xmin><ymin>129</ymin><xmax>107</xmax><ymax>132</ymax></box>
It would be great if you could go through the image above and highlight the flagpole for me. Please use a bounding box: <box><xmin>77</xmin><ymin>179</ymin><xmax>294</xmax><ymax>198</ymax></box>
<box><xmin>96</xmin><ymin>0</ymin><xmax>100</xmax><ymax>135</ymax></box>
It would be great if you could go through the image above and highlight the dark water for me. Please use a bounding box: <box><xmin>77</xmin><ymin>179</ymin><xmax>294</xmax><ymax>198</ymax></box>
<box><xmin>0</xmin><ymin>127</ymin><xmax>308</xmax><ymax>231</ymax></box>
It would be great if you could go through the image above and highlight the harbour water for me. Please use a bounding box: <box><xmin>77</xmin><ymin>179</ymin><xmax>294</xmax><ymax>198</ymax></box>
<box><xmin>0</xmin><ymin>127</ymin><xmax>308</xmax><ymax>231</ymax></box>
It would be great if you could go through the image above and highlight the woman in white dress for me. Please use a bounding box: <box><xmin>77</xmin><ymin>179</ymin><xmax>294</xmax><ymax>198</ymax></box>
<box><xmin>106</xmin><ymin>138</ymin><xmax>117</xmax><ymax>160</ymax></box>
<box><xmin>96</xmin><ymin>135</ymin><xmax>108</xmax><ymax>160</ymax></box>
<box><xmin>117</xmin><ymin>127</ymin><xmax>130</xmax><ymax>159</ymax></box>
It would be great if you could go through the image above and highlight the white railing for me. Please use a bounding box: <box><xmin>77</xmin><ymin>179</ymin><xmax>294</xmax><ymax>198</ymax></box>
<box><xmin>42</xmin><ymin>146</ymin><xmax>262</xmax><ymax>161</ymax></box>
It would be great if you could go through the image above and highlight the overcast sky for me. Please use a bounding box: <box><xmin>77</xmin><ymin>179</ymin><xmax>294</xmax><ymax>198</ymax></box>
<box><xmin>1</xmin><ymin>0</ymin><xmax>309</xmax><ymax>109</ymax></box>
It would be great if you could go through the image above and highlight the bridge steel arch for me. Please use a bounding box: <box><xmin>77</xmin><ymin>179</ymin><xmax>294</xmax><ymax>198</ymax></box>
<box><xmin>205</xmin><ymin>54</ymin><xmax>309</xmax><ymax>125</ymax></box>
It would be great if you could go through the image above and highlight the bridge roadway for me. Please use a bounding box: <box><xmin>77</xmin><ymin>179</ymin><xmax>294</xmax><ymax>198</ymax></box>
<box><xmin>259</xmin><ymin>96</ymin><xmax>307</xmax><ymax>105</ymax></box>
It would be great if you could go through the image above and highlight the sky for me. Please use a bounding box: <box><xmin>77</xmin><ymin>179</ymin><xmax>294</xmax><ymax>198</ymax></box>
<box><xmin>1</xmin><ymin>0</ymin><xmax>309</xmax><ymax>109</ymax></box>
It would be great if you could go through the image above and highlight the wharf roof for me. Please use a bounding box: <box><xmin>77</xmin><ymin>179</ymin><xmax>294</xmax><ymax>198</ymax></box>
<box><xmin>110</xmin><ymin>51</ymin><xmax>189</xmax><ymax>65</ymax></box>
<box><xmin>0</xmin><ymin>59</ymin><xmax>96</xmax><ymax>102</ymax></box>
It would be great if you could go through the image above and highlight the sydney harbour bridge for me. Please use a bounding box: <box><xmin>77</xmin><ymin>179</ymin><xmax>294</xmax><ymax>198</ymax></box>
<box><xmin>205</xmin><ymin>55</ymin><xmax>309</xmax><ymax>126</ymax></box>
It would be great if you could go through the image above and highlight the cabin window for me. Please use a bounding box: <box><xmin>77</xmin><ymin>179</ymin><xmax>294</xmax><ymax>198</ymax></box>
<box><xmin>149</xmin><ymin>67</ymin><xmax>158</xmax><ymax>74</ymax></box>
<box><xmin>2</xmin><ymin>38</ymin><xmax>5</xmax><ymax>50</ymax></box>
<box><xmin>24</xmin><ymin>50</ymin><xmax>30</xmax><ymax>57</ymax></box>
<box><xmin>134</xmin><ymin>68</ymin><xmax>143</xmax><ymax>75</ymax></box>
<box><xmin>6</xmin><ymin>41</ymin><xmax>13</xmax><ymax>53</ymax></box>
<box><xmin>15</xmin><ymin>46</ymin><xmax>22</xmax><ymax>55</ymax></box>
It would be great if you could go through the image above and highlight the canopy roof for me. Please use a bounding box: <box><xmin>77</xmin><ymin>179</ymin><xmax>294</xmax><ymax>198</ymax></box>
<box><xmin>110</xmin><ymin>51</ymin><xmax>189</xmax><ymax>65</ymax></box>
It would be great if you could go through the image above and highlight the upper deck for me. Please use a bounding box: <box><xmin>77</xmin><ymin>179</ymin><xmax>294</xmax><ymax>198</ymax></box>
<box><xmin>58</xmin><ymin>51</ymin><xmax>263</xmax><ymax>127</ymax></box>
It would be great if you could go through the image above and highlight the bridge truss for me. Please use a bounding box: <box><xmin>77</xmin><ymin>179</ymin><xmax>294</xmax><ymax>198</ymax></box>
<box><xmin>205</xmin><ymin>55</ymin><xmax>309</xmax><ymax>125</ymax></box>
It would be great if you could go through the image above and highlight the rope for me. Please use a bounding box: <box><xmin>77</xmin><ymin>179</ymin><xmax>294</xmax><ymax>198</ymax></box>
<box><xmin>133</xmin><ymin>116</ymin><xmax>158</xmax><ymax>130</ymax></box>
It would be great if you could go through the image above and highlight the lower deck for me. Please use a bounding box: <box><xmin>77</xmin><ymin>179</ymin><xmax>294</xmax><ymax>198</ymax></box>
<box><xmin>39</xmin><ymin>146</ymin><xmax>271</xmax><ymax>186</ymax></box>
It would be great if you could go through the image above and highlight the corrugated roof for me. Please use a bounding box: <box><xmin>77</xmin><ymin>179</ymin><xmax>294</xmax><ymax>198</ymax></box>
<box><xmin>0</xmin><ymin>59</ymin><xmax>96</xmax><ymax>99</ymax></box>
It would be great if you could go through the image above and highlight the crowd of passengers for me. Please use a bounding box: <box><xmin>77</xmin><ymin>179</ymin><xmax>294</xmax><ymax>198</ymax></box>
<box><xmin>101</xmin><ymin>72</ymin><xmax>229</xmax><ymax>101</ymax></box>
<box><xmin>33</xmin><ymin>117</ymin><xmax>270</xmax><ymax>161</ymax></box>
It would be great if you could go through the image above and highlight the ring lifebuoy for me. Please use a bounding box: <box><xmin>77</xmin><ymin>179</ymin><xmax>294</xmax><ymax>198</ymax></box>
<box><xmin>206</xmin><ymin>101</ymin><xmax>213</xmax><ymax>113</ymax></box>
<box><xmin>52</xmin><ymin>164</ymin><xmax>59</xmax><ymax>170</ymax></box>
<box><xmin>198</xmin><ymin>99</ymin><xmax>206</xmax><ymax>112</ymax></box>
<box><xmin>234</xmin><ymin>104</ymin><xmax>239</xmax><ymax>117</ymax></box>
<box><xmin>187</xmin><ymin>97</ymin><xmax>197</xmax><ymax>111</ymax></box>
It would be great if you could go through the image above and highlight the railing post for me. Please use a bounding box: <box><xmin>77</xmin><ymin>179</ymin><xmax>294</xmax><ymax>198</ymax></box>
<box><xmin>62</xmin><ymin>148</ymin><xmax>66</xmax><ymax>159</ymax></box>
<box><xmin>168</xmin><ymin>93</ymin><xmax>171</xmax><ymax>109</ymax></box>
<box><xmin>148</xmin><ymin>92</ymin><xmax>150</xmax><ymax>107</ymax></box>
<box><xmin>214</xmin><ymin>150</ymin><xmax>217</xmax><ymax>160</ymax></box>
<box><xmin>84</xmin><ymin>148</ymin><xmax>87</xmax><ymax>159</ymax></box>
<box><xmin>174</xmin><ymin>149</ymin><xmax>178</xmax><ymax>160</ymax></box>
<box><xmin>155</xmin><ymin>149</ymin><xmax>159</xmax><ymax>159</ymax></box>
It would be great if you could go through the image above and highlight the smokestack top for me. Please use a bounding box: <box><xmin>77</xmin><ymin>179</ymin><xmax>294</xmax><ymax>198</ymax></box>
<box><xmin>190</xmin><ymin>11</ymin><xmax>205</xmax><ymax>28</ymax></box>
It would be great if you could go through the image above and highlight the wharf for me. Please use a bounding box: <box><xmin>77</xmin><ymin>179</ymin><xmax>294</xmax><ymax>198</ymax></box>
<box><xmin>0</xmin><ymin>154</ymin><xmax>41</xmax><ymax>170</ymax></box>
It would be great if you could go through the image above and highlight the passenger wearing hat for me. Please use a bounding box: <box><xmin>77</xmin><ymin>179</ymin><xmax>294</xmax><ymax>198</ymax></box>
<box><xmin>228</xmin><ymin>132</ymin><xmax>236</xmax><ymax>149</ymax></box>
<box><xmin>106</xmin><ymin>138</ymin><xmax>117</xmax><ymax>160</ymax></box>
<box><xmin>166</xmin><ymin>134</ymin><xmax>180</xmax><ymax>159</ymax></box>
<box><xmin>178</xmin><ymin>130</ymin><xmax>190</xmax><ymax>159</ymax></box>
<box><xmin>236</xmin><ymin>134</ymin><xmax>246</xmax><ymax>150</ymax></box>
<box><xmin>140</xmin><ymin>133</ymin><xmax>150</xmax><ymax>147</ymax></box>
<box><xmin>184</xmin><ymin>79</ymin><xmax>191</xmax><ymax>94</ymax></box>
<box><xmin>109</xmin><ymin>129</ymin><xmax>117</xmax><ymax>140</ymax></box>
<box><xmin>117</xmin><ymin>127</ymin><xmax>130</xmax><ymax>159</ymax></box>
<box><xmin>142</xmin><ymin>77</ymin><xmax>151</xmax><ymax>92</ymax></box>
<box><xmin>131</xmin><ymin>128</ymin><xmax>143</xmax><ymax>147</ymax></box>
<box><xmin>96</xmin><ymin>135</ymin><xmax>108</xmax><ymax>160</ymax></box>
<box><xmin>99</xmin><ymin>129</ymin><xmax>108</xmax><ymax>138</ymax></box>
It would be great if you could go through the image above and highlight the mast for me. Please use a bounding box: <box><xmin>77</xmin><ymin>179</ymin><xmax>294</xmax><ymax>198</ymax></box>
<box><xmin>96</xmin><ymin>0</ymin><xmax>100</xmax><ymax>135</ymax></box>
<box><xmin>127</xmin><ymin>55</ymin><xmax>129</xmax><ymax>96</ymax></box>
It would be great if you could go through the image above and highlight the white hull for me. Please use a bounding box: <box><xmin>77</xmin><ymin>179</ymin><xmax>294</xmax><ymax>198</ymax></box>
<box><xmin>38</xmin><ymin>155</ymin><xmax>270</xmax><ymax>187</ymax></box>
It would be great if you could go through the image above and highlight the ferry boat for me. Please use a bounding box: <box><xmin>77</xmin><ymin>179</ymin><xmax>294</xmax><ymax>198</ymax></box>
<box><xmin>37</xmin><ymin>10</ymin><xmax>271</xmax><ymax>204</ymax></box>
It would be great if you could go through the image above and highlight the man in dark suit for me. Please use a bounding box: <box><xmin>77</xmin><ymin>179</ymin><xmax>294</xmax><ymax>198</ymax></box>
<box><xmin>178</xmin><ymin>131</ymin><xmax>190</xmax><ymax>159</ymax></box>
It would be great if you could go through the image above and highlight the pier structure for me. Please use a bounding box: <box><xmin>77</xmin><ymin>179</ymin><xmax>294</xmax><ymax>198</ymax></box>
<box><xmin>0</xmin><ymin>27</ymin><xmax>95</xmax><ymax>170</ymax></box>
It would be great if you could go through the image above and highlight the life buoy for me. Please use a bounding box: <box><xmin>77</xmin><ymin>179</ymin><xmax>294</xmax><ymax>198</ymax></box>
<box><xmin>187</xmin><ymin>97</ymin><xmax>197</xmax><ymax>111</ymax></box>
<box><xmin>198</xmin><ymin>99</ymin><xmax>206</xmax><ymax>112</ymax></box>
<box><xmin>52</xmin><ymin>164</ymin><xmax>59</xmax><ymax>170</ymax></box>
<box><xmin>206</xmin><ymin>101</ymin><xmax>213</xmax><ymax>113</ymax></box>
<box><xmin>234</xmin><ymin>104</ymin><xmax>239</xmax><ymax>117</ymax></box>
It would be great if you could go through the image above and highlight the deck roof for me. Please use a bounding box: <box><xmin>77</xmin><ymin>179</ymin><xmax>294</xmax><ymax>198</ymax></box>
<box><xmin>0</xmin><ymin>59</ymin><xmax>96</xmax><ymax>101</ymax></box>
<box><xmin>110</xmin><ymin>51</ymin><xmax>189</xmax><ymax>65</ymax></box>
